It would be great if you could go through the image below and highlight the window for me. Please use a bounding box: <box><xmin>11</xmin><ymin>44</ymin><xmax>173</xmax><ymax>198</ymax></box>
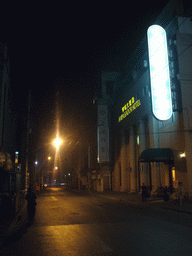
<box><xmin>169</xmin><ymin>61</ymin><xmax>175</xmax><ymax>78</ymax></box>
<box><xmin>159</xmin><ymin>121</ymin><xmax>164</xmax><ymax>128</ymax></box>
<box><xmin>137</xmin><ymin>135</ymin><xmax>139</xmax><ymax>145</ymax></box>
<box><xmin>105</xmin><ymin>81</ymin><xmax>114</xmax><ymax>95</ymax></box>
<box><xmin>144</xmin><ymin>60</ymin><xmax>148</xmax><ymax>68</ymax></box>
<box><xmin>171</xmin><ymin>90</ymin><xmax>177</xmax><ymax>111</ymax></box>
<box><xmin>132</xmin><ymin>69</ymin><xmax>137</xmax><ymax>82</ymax></box>
<box><xmin>172</xmin><ymin>168</ymin><xmax>176</xmax><ymax>182</ymax></box>
<box><xmin>134</xmin><ymin>93</ymin><xmax>138</xmax><ymax>101</ymax></box>
<box><xmin>172</xmin><ymin>112</ymin><xmax>175</xmax><ymax>122</ymax></box>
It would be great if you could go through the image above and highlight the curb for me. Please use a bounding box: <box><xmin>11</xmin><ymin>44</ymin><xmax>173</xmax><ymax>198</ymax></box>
<box><xmin>161</xmin><ymin>206</ymin><xmax>192</xmax><ymax>214</ymax></box>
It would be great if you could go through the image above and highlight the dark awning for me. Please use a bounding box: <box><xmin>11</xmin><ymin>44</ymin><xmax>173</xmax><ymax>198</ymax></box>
<box><xmin>138</xmin><ymin>148</ymin><xmax>174</xmax><ymax>163</ymax></box>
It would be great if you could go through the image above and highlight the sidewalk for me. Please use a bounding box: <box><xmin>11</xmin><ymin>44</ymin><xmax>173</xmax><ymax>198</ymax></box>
<box><xmin>36</xmin><ymin>188</ymin><xmax>192</xmax><ymax>214</ymax></box>
<box><xmin>0</xmin><ymin>201</ymin><xmax>28</xmax><ymax>247</ymax></box>
<box><xmin>0</xmin><ymin>189</ymin><xmax>46</xmax><ymax>244</ymax></box>
<box><xmin>89</xmin><ymin>190</ymin><xmax>192</xmax><ymax>214</ymax></box>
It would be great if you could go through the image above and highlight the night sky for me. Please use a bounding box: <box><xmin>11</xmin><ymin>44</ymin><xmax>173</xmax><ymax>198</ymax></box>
<box><xmin>2</xmin><ymin>1</ymin><xmax>169</xmax><ymax>149</ymax></box>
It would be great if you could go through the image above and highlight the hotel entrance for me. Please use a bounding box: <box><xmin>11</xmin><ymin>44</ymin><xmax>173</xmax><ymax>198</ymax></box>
<box><xmin>138</xmin><ymin>148</ymin><xmax>174</xmax><ymax>194</ymax></box>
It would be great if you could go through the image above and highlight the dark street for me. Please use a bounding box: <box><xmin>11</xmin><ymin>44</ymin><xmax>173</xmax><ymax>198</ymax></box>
<box><xmin>1</xmin><ymin>1</ymin><xmax>192</xmax><ymax>255</ymax></box>
<box><xmin>1</xmin><ymin>187</ymin><xmax>192</xmax><ymax>255</ymax></box>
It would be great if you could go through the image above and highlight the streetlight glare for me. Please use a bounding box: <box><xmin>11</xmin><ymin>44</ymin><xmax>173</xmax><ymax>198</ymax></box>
<box><xmin>53</xmin><ymin>136</ymin><xmax>62</xmax><ymax>149</ymax></box>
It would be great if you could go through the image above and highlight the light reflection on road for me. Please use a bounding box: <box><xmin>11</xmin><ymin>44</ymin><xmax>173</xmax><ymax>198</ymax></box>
<box><xmin>1</xmin><ymin>187</ymin><xmax>192</xmax><ymax>255</ymax></box>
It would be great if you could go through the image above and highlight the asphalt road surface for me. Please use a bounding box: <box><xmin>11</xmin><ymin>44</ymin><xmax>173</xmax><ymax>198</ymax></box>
<box><xmin>1</xmin><ymin>187</ymin><xmax>192</xmax><ymax>255</ymax></box>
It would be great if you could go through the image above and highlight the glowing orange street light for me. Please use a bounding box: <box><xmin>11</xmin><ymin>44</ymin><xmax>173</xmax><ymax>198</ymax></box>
<box><xmin>53</xmin><ymin>136</ymin><xmax>62</xmax><ymax>150</ymax></box>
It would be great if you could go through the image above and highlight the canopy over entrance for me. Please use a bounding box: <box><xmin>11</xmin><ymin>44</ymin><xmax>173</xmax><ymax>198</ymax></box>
<box><xmin>138</xmin><ymin>148</ymin><xmax>175</xmax><ymax>194</ymax></box>
<box><xmin>138</xmin><ymin>148</ymin><xmax>174</xmax><ymax>163</ymax></box>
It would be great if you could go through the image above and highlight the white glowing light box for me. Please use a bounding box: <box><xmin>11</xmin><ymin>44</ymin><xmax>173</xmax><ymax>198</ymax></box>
<box><xmin>147</xmin><ymin>25</ymin><xmax>172</xmax><ymax>120</ymax></box>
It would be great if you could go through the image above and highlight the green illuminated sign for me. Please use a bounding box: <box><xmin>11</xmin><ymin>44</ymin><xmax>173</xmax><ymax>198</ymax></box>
<box><xmin>118</xmin><ymin>97</ymin><xmax>141</xmax><ymax>122</ymax></box>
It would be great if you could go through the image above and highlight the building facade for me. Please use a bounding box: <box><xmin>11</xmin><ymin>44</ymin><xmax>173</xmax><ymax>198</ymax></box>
<box><xmin>0</xmin><ymin>43</ymin><xmax>17</xmax><ymax>170</ymax></box>
<box><xmin>97</xmin><ymin>0</ymin><xmax>192</xmax><ymax>198</ymax></box>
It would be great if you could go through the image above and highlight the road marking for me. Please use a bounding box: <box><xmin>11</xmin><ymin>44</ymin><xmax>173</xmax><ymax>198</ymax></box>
<box><xmin>51</xmin><ymin>196</ymin><xmax>58</xmax><ymax>201</ymax></box>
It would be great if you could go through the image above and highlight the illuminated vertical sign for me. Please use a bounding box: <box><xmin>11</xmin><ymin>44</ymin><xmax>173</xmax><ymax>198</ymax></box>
<box><xmin>97</xmin><ymin>105</ymin><xmax>109</xmax><ymax>163</ymax></box>
<box><xmin>147</xmin><ymin>25</ymin><xmax>172</xmax><ymax>120</ymax></box>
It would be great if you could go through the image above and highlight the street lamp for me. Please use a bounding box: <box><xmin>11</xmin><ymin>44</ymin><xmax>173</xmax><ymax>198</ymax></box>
<box><xmin>53</xmin><ymin>136</ymin><xmax>62</xmax><ymax>150</ymax></box>
<box><xmin>52</xmin><ymin>135</ymin><xmax>63</xmax><ymax>185</ymax></box>
<box><xmin>180</xmin><ymin>152</ymin><xmax>186</xmax><ymax>158</ymax></box>
<box><xmin>47</xmin><ymin>156</ymin><xmax>52</xmax><ymax>184</ymax></box>
<box><xmin>35</xmin><ymin>161</ymin><xmax>38</xmax><ymax>188</ymax></box>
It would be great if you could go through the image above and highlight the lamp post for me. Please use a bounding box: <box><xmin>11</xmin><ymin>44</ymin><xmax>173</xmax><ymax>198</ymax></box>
<box><xmin>35</xmin><ymin>161</ymin><xmax>38</xmax><ymax>189</ymax></box>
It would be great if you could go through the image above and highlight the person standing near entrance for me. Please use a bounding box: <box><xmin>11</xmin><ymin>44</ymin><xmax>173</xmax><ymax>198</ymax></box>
<box><xmin>142</xmin><ymin>183</ymin><xmax>148</xmax><ymax>202</ymax></box>
<box><xmin>178</xmin><ymin>182</ymin><xmax>183</xmax><ymax>205</ymax></box>
<box><xmin>163</xmin><ymin>186</ymin><xmax>170</xmax><ymax>202</ymax></box>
